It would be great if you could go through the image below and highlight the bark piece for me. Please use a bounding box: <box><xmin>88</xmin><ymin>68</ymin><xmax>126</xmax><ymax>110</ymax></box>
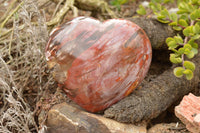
<box><xmin>50</xmin><ymin>0</ymin><xmax>116</xmax><ymax>18</ymax></box>
<box><xmin>175</xmin><ymin>93</ymin><xmax>200</xmax><ymax>133</ymax></box>
<box><xmin>45</xmin><ymin>102</ymin><xmax>147</xmax><ymax>133</ymax></box>
<box><xmin>104</xmin><ymin>49</ymin><xmax>200</xmax><ymax>123</ymax></box>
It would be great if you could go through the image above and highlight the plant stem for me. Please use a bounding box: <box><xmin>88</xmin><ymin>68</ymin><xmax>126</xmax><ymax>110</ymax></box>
<box><xmin>182</xmin><ymin>20</ymin><xmax>195</xmax><ymax>68</ymax></box>
<box><xmin>0</xmin><ymin>1</ymin><xmax>24</xmax><ymax>29</ymax></box>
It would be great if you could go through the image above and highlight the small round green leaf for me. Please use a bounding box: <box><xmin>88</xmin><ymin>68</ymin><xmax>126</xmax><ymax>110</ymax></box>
<box><xmin>178</xmin><ymin>47</ymin><xmax>185</xmax><ymax>54</ymax></box>
<box><xmin>184</xmin><ymin>44</ymin><xmax>192</xmax><ymax>50</ymax></box>
<box><xmin>191</xmin><ymin>0</ymin><xmax>199</xmax><ymax>4</ymax></box>
<box><xmin>173</xmin><ymin>67</ymin><xmax>185</xmax><ymax>78</ymax></box>
<box><xmin>183</xmin><ymin>61</ymin><xmax>195</xmax><ymax>71</ymax></box>
<box><xmin>137</xmin><ymin>5</ymin><xmax>147</xmax><ymax>15</ymax></box>
<box><xmin>173</xmin><ymin>26</ymin><xmax>182</xmax><ymax>31</ymax></box>
<box><xmin>188</xmin><ymin>39</ymin><xmax>198</xmax><ymax>49</ymax></box>
<box><xmin>193</xmin><ymin>23</ymin><xmax>200</xmax><ymax>34</ymax></box>
<box><xmin>174</xmin><ymin>35</ymin><xmax>183</xmax><ymax>44</ymax></box>
<box><xmin>183</xmin><ymin>69</ymin><xmax>193</xmax><ymax>80</ymax></box>
<box><xmin>169</xmin><ymin>22</ymin><xmax>177</xmax><ymax>26</ymax></box>
<box><xmin>192</xmin><ymin>35</ymin><xmax>200</xmax><ymax>40</ymax></box>
<box><xmin>178</xmin><ymin>2</ymin><xmax>189</xmax><ymax>10</ymax></box>
<box><xmin>170</xmin><ymin>54</ymin><xmax>182</xmax><ymax>64</ymax></box>
<box><xmin>157</xmin><ymin>18</ymin><xmax>170</xmax><ymax>23</ymax></box>
<box><xmin>191</xmin><ymin>48</ymin><xmax>198</xmax><ymax>55</ymax></box>
<box><xmin>164</xmin><ymin>0</ymin><xmax>173</xmax><ymax>4</ymax></box>
<box><xmin>177</xmin><ymin>9</ymin><xmax>189</xmax><ymax>14</ymax></box>
<box><xmin>166</xmin><ymin>37</ymin><xmax>174</xmax><ymax>43</ymax></box>
<box><xmin>168</xmin><ymin>40</ymin><xmax>178</xmax><ymax>49</ymax></box>
<box><xmin>186</xmin><ymin>51</ymin><xmax>195</xmax><ymax>59</ymax></box>
<box><xmin>183</xmin><ymin>26</ymin><xmax>194</xmax><ymax>37</ymax></box>
<box><xmin>184</xmin><ymin>48</ymin><xmax>190</xmax><ymax>55</ymax></box>
<box><xmin>149</xmin><ymin>2</ymin><xmax>158</xmax><ymax>12</ymax></box>
<box><xmin>178</xmin><ymin>19</ymin><xmax>188</xmax><ymax>27</ymax></box>
<box><xmin>179</xmin><ymin>14</ymin><xmax>189</xmax><ymax>22</ymax></box>
<box><xmin>170</xmin><ymin>13</ymin><xmax>178</xmax><ymax>22</ymax></box>
<box><xmin>156</xmin><ymin>3</ymin><xmax>162</xmax><ymax>11</ymax></box>
<box><xmin>190</xmin><ymin>9</ymin><xmax>200</xmax><ymax>20</ymax></box>
<box><xmin>160</xmin><ymin>9</ymin><xmax>169</xmax><ymax>17</ymax></box>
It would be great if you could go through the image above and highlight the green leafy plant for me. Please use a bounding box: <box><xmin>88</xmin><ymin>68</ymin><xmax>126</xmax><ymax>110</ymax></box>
<box><xmin>137</xmin><ymin>0</ymin><xmax>200</xmax><ymax>80</ymax></box>
<box><xmin>110</xmin><ymin>0</ymin><xmax>133</xmax><ymax>10</ymax></box>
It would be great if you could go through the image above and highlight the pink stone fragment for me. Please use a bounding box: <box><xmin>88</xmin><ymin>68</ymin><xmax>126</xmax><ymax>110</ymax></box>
<box><xmin>175</xmin><ymin>93</ymin><xmax>200</xmax><ymax>133</ymax></box>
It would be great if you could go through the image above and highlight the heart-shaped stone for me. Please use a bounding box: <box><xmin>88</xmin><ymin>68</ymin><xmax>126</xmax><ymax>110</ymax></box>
<box><xmin>45</xmin><ymin>17</ymin><xmax>152</xmax><ymax>112</ymax></box>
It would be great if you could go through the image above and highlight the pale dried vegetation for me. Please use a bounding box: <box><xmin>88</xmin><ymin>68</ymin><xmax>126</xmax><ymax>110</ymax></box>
<box><xmin>0</xmin><ymin>0</ymin><xmax>55</xmax><ymax>132</ymax></box>
<box><xmin>1</xmin><ymin>0</ymin><xmax>140</xmax><ymax>132</ymax></box>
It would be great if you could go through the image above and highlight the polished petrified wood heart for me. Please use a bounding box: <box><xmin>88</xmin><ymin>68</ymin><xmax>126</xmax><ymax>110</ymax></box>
<box><xmin>45</xmin><ymin>17</ymin><xmax>152</xmax><ymax>112</ymax></box>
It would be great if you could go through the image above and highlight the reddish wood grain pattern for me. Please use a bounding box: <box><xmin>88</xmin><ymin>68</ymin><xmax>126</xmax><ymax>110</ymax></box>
<box><xmin>45</xmin><ymin>17</ymin><xmax>152</xmax><ymax>112</ymax></box>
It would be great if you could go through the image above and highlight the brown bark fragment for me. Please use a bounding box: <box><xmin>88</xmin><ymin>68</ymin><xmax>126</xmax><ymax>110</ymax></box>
<box><xmin>45</xmin><ymin>102</ymin><xmax>147</xmax><ymax>133</ymax></box>
<box><xmin>175</xmin><ymin>93</ymin><xmax>200</xmax><ymax>133</ymax></box>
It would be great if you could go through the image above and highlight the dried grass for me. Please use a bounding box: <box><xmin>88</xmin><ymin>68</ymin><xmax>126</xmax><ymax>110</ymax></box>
<box><xmin>0</xmin><ymin>0</ymin><xmax>55</xmax><ymax>132</ymax></box>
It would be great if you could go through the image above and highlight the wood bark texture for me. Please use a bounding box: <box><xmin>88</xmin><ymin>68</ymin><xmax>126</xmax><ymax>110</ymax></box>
<box><xmin>104</xmin><ymin>49</ymin><xmax>200</xmax><ymax>123</ymax></box>
<box><xmin>45</xmin><ymin>102</ymin><xmax>146</xmax><ymax>133</ymax></box>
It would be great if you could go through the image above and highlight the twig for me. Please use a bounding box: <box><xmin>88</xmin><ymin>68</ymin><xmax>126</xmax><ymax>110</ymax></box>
<box><xmin>75</xmin><ymin>0</ymin><xmax>117</xmax><ymax>18</ymax></box>
<box><xmin>0</xmin><ymin>0</ymin><xmax>18</xmax><ymax>23</ymax></box>
<box><xmin>0</xmin><ymin>1</ymin><xmax>24</xmax><ymax>29</ymax></box>
<box><xmin>8</xmin><ymin>28</ymin><xmax>14</xmax><ymax>60</ymax></box>
<box><xmin>99</xmin><ymin>1</ymin><xmax>117</xmax><ymax>18</ymax></box>
<box><xmin>46</xmin><ymin>0</ymin><xmax>78</xmax><ymax>26</ymax></box>
<box><xmin>182</xmin><ymin>20</ymin><xmax>195</xmax><ymax>68</ymax></box>
<box><xmin>52</xmin><ymin>0</ymin><xmax>64</xmax><ymax>18</ymax></box>
<box><xmin>0</xmin><ymin>25</ymin><xmax>25</xmax><ymax>43</ymax></box>
<box><xmin>0</xmin><ymin>28</ymin><xmax>13</xmax><ymax>37</ymax></box>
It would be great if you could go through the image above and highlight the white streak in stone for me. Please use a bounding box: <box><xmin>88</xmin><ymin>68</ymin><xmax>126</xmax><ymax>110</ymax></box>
<box><xmin>55</xmin><ymin>110</ymin><xmax>79</xmax><ymax>126</ymax></box>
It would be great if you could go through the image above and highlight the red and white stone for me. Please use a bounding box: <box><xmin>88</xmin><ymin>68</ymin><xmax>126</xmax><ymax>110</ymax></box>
<box><xmin>45</xmin><ymin>17</ymin><xmax>152</xmax><ymax>112</ymax></box>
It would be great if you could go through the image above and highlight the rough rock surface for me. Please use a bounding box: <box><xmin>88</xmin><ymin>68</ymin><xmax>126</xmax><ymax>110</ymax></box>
<box><xmin>104</xmin><ymin>48</ymin><xmax>200</xmax><ymax>123</ymax></box>
<box><xmin>175</xmin><ymin>93</ymin><xmax>200</xmax><ymax>133</ymax></box>
<box><xmin>44</xmin><ymin>102</ymin><xmax>147</xmax><ymax>133</ymax></box>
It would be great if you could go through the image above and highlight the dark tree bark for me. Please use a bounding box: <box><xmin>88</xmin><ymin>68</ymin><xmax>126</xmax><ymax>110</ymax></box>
<box><xmin>104</xmin><ymin>49</ymin><xmax>200</xmax><ymax>123</ymax></box>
